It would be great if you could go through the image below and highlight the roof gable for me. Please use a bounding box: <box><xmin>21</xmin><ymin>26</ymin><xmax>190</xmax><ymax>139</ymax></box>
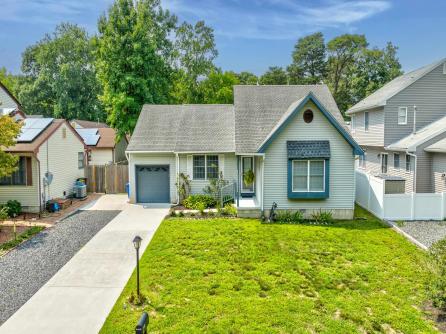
<box><xmin>347</xmin><ymin>58</ymin><xmax>446</xmax><ymax>114</ymax></box>
<box><xmin>258</xmin><ymin>93</ymin><xmax>363</xmax><ymax>155</ymax></box>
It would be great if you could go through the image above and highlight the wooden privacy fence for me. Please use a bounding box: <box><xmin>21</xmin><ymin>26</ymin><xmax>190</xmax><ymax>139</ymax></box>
<box><xmin>86</xmin><ymin>164</ymin><xmax>129</xmax><ymax>194</ymax></box>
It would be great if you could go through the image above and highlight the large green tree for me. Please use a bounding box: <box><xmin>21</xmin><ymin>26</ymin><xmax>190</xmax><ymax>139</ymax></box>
<box><xmin>18</xmin><ymin>23</ymin><xmax>103</xmax><ymax>120</ymax></box>
<box><xmin>95</xmin><ymin>0</ymin><xmax>176</xmax><ymax>137</ymax></box>
<box><xmin>196</xmin><ymin>70</ymin><xmax>239</xmax><ymax>104</ymax></box>
<box><xmin>0</xmin><ymin>68</ymin><xmax>21</xmax><ymax>97</ymax></box>
<box><xmin>171</xmin><ymin>20</ymin><xmax>218</xmax><ymax>103</ymax></box>
<box><xmin>0</xmin><ymin>116</ymin><xmax>22</xmax><ymax>177</ymax></box>
<box><xmin>260</xmin><ymin>66</ymin><xmax>288</xmax><ymax>85</ymax></box>
<box><xmin>289</xmin><ymin>32</ymin><xmax>326</xmax><ymax>84</ymax></box>
<box><xmin>236</xmin><ymin>71</ymin><xmax>258</xmax><ymax>85</ymax></box>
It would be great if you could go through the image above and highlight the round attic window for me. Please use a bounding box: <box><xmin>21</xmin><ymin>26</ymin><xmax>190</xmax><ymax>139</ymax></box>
<box><xmin>303</xmin><ymin>109</ymin><xmax>313</xmax><ymax>123</ymax></box>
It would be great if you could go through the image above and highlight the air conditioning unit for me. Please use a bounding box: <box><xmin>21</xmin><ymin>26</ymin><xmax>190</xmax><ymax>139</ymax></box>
<box><xmin>73</xmin><ymin>184</ymin><xmax>87</xmax><ymax>199</ymax></box>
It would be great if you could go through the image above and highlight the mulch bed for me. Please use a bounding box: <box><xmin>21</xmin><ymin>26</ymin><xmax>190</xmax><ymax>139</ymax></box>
<box><xmin>424</xmin><ymin>302</ymin><xmax>446</xmax><ymax>333</ymax></box>
<box><xmin>0</xmin><ymin>226</ymin><xmax>32</xmax><ymax>245</ymax></box>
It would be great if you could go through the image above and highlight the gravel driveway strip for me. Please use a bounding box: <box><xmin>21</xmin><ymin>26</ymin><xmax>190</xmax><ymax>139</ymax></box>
<box><xmin>0</xmin><ymin>210</ymin><xmax>120</xmax><ymax>324</ymax></box>
<box><xmin>398</xmin><ymin>220</ymin><xmax>446</xmax><ymax>248</ymax></box>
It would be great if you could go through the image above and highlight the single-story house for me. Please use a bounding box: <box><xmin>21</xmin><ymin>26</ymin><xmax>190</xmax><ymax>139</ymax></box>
<box><xmin>126</xmin><ymin>85</ymin><xmax>363</xmax><ymax>219</ymax></box>
<box><xmin>72</xmin><ymin>121</ymin><xmax>128</xmax><ymax>165</ymax></box>
<box><xmin>0</xmin><ymin>118</ymin><xmax>86</xmax><ymax>212</ymax></box>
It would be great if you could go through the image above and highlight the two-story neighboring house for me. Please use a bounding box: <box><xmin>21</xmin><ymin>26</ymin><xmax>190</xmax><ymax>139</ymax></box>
<box><xmin>347</xmin><ymin>58</ymin><xmax>446</xmax><ymax>193</ymax></box>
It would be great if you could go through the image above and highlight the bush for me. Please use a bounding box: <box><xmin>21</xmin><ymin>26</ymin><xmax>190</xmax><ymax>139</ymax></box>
<box><xmin>6</xmin><ymin>200</ymin><xmax>21</xmax><ymax>217</ymax></box>
<box><xmin>183</xmin><ymin>194</ymin><xmax>216</xmax><ymax>210</ymax></box>
<box><xmin>275</xmin><ymin>210</ymin><xmax>304</xmax><ymax>224</ymax></box>
<box><xmin>0</xmin><ymin>207</ymin><xmax>9</xmax><ymax>221</ymax></box>
<box><xmin>311</xmin><ymin>210</ymin><xmax>333</xmax><ymax>224</ymax></box>
<box><xmin>220</xmin><ymin>204</ymin><xmax>237</xmax><ymax>216</ymax></box>
<box><xmin>426</xmin><ymin>239</ymin><xmax>446</xmax><ymax>309</ymax></box>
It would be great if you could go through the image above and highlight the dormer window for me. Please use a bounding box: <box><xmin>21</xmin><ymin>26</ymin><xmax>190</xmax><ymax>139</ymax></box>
<box><xmin>398</xmin><ymin>107</ymin><xmax>407</xmax><ymax>125</ymax></box>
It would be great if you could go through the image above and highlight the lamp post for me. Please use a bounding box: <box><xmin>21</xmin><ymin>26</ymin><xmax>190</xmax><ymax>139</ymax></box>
<box><xmin>133</xmin><ymin>235</ymin><xmax>142</xmax><ymax>298</ymax></box>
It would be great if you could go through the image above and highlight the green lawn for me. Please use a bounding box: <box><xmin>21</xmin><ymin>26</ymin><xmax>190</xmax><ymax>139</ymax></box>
<box><xmin>101</xmin><ymin>207</ymin><xmax>437</xmax><ymax>333</ymax></box>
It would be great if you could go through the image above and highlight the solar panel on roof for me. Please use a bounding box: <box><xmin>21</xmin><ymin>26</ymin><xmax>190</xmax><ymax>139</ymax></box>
<box><xmin>76</xmin><ymin>128</ymin><xmax>98</xmax><ymax>136</ymax></box>
<box><xmin>17</xmin><ymin>118</ymin><xmax>54</xmax><ymax>143</ymax></box>
<box><xmin>74</xmin><ymin>128</ymin><xmax>100</xmax><ymax>146</ymax></box>
<box><xmin>84</xmin><ymin>134</ymin><xmax>100</xmax><ymax>146</ymax></box>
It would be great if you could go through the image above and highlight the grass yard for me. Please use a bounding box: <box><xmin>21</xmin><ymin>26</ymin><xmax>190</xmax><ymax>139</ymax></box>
<box><xmin>101</xmin><ymin>207</ymin><xmax>438</xmax><ymax>333</ymax></box>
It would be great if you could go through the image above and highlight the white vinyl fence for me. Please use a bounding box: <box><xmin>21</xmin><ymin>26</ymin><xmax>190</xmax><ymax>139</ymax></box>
<box><xmin>355</xmin><ymin>170</ymin><xmax>446</xmax><ymax>220</ymax></box>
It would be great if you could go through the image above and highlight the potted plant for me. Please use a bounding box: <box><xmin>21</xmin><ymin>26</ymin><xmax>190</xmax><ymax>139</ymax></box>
<box><xmin>243</xmin><ymin>169</ymin><xmax>255</xmax><ymax>187</ymax></box>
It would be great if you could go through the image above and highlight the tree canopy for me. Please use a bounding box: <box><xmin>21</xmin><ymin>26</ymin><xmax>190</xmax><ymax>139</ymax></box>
<box><xmin>18</xmin><ymin>23</ymin><xmax>103</xmax><ymax>121</ymax></box>
<box><xmin>0</xmin><ymin>116</ymin><xmax>22</xmax><ymax>177</ymax></box>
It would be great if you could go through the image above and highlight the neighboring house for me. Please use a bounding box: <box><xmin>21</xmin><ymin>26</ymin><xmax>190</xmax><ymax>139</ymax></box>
<box><xmin>126</xmin><ymin>85</ymin><xmax>363</xmax><ymax>219</ymax></box>
<box><xmin>0</xmin><ymin>118</ymin><xmax>86</xmax><ymax>212</ymax></box>
<box><xmin>347</xmin><ymin>58</ymin><xmax>446</xmax><ymax>193</ymax></box>
<box><xmin>72</xmin><ymin>121</ymin><xmax>128</xmax><ymax>165</ymax></box>
<box><xmin>0</xmin><ymin>81</ymin><xmax>26</xmax><ymax>121</ymax></box>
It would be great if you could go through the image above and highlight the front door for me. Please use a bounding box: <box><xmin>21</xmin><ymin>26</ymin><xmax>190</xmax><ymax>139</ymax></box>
<box><xmin>241</xmin><ymin>156</ymin><xmax>255</xmax><ymax>194</ymax></box>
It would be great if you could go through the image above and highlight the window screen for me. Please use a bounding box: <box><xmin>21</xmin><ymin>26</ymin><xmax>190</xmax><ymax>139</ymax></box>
<box><xmin>206</xmin><ymin>155</ymin><xmax>219</xmax><ymax>179</ymax></box>
<box><xmin>193</xmin><ymin>155</ymin><xmax>206</xmax><ymax>179</ymax></box>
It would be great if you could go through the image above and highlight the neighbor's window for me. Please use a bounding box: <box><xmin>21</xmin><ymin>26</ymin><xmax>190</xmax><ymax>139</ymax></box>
<box><xmin>381</xmin><ymin>154</ymin><xmax>388</xmax><ymax>174</ymax></box>
<box><xmin>0</xmin><ymin>157</ymin><xmax>27</xmax><ymax>186</ymax></box>
<box><xmin>193</xmin><ymin>155</ymin><xmax>219</xmax><ymax>180</ymax></box>
<box><xmin>292</xmin><ymin>160</ymin><xmax>325</xmax><ymax>192</ymax></box>
<box><xmin>78</xmin><ymin>152</ymin><xmax>85</xmax><ymax>169</ymax></box>
<box><xmin>398</xmin><ymin>107</ymin><xmax>408</xmax><ymax>125</ymax></box>
<box><xmin>364</xmin><ymin>112</ymin><xmax>369</xmax><ymax>131</ymax></box>
<box><xmin>405</xmin><ymin>154</ymin><xmax>412</xmax><ymax>172</ymax></box>
<box><xmin>394</xmin><ymin>153</ymin><xmax>400</xmax><ymax>169</ymax></box>
<box><xmin>351</xmin><ymin>114</ymin><xmax>356</xmax><ymax>131</ymax></box>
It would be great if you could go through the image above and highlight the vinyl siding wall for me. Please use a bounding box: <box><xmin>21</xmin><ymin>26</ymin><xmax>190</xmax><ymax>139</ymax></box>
<box><xmin>351</xmin><ymin>107</ymin><xmax>384</xmax><ymax>146</ymax></box>
<box><xmin>38</xmin><ymin>124</ymin><xmax>85</xmax><ymax>203</ymax></box>
<box><xmin>0</xmin><ymin>86</ymin><xmax>18</xmax><ymax>109</ymax></box>
<box><xmin>263</xmin><ymin>100</ymin><xmax>355</xmax><ymax>218</ymax></box>
<box><xmin>178</xmin><ymin>153</ymin><xmax>237</xmax><ymax>195</ymax></box>
<box><xmin>90</xmin><ymin>149</ymin><xmax>113</xmax><ymax>165</ymax></box>
<box><xmin>360</xmin><ymin>146</ymin><xmax>414</xmax><ymax>193</ymax></box>
<box><xmin>0</xmin><ymin>154</ymin><xmax>40</xmax><ymax>212</ymax></box>
<box><xmin>384</xmin><ymin>63</ymin><xmax>446</xmax><ymax>146</ymax></box>
<box><xmin>432</xmin><ymin>153</ymin><xmax>446</xmax><ymax>192</ymax></box>
<box><xmin>128</xmin><ymin>153</ymin><xmax>177</xmax><ymax>204</ymax></box>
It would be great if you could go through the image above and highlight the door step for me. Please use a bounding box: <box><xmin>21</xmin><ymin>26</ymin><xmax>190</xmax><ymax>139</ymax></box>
<box><xmin>237</xmin><ymin>207</ymin><xmax>262</xmax><ymax>218</ymax></box>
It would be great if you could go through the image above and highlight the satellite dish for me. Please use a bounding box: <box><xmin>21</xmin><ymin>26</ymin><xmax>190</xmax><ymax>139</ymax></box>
<box><xmin>44</xmin><ymin>172</ymin><xmax>53</xmax><ymax>185</ymax></box>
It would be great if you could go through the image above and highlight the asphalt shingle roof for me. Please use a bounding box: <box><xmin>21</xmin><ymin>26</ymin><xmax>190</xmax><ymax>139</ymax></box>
<box><xmin>287</xmin><ymin>140</ymin><xmax>331</xmax><ymax>159</ymax></box>
<box><xmin>347</xmin><ymin>58</ymin><xmax>446</xmax><ymax>114</ymax></box>
<box><xmin>127</xmin><ymin>104</ymin><xmax>235</xmax><ymax>152</ymax></box>
<box><xmin>234</xmin><ymin>85</ymin><xmax>345</xmax><ymax>153</ymax></box>
<box><xmin>128</xmin><ymin>85</ymin><xmax>346</xmax><ymax>153</ymax></box>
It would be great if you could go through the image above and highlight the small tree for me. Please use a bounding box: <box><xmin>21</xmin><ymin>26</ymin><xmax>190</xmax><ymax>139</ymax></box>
<box><xmin>0</xmin><ymin>116</ymin><xmax>22</xmax><ymax>177</ymax></box>
<box><xmin>203</xmin><ymin>172</ymin><xmax>228</xmax><ymax>207</ymax></box>
<box><xmin>426</xmin><ymin>239</ymin><xmax>446</xmax><ymax>309</ymax></box>
<box><xmin>176</xmin><ymin>173</ymin><xmax>191</xmax><ymax>204</ymax></box>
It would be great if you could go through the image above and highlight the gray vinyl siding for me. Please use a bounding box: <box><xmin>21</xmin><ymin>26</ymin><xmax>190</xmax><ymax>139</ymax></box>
<box><xmin>128</xmin><ymin>153</ymin><xmax>177</xmax><ymax>204</ymax></box>
<box><xmin>263</xmin><ymin>100</ymin><xmax>355</xmax><ymax>213</ymax></box>
<box><xmin>351</xmin><ymin>107</ymin><xmax>384</xmax><ymax>146</ymax></box>
<box><xmin>178</xmin><ymin>153</ymin><xmax>237</xmax><ymax>195</ymax></box>
<box><xmin>0</xmin><ymin>85</ymin><xmax>18</xmax><ymax>109</ymax></box>
<box><xmin>384</xmin><ymin>63</ymin><xmax>446</xmax><ymax>146</ymax></box>
<box><xmin>432</xmin><ymin>153</ymin><xmax>446</xmax><ymax>192</ymax></box>
<box><xmin>414</xmin><ymin>131</ymin><xmax>446</xmax><ymax>192</ymax></box>
<box><xmin>360</xmin><ymin>146</ymin><xmax>414</xmax><ymax>193</ymax></box>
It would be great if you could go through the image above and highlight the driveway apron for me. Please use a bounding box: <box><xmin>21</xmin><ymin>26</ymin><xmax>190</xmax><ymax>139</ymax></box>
<box><xmin>0</xmin><ymin>195</ymin><xmax>168</xmax><ymax>334</ymax></box>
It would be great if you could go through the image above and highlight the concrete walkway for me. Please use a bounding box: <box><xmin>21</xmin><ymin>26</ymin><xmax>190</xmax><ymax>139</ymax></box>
<box><xmin>0</xmin><ymin>195</ymin><xmax>169</xmax><ymax>334</ymax></box>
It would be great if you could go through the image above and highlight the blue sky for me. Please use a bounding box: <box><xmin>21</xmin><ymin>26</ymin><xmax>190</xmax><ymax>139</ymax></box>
<box><xmin>1</xmin><ymin>0</ymin><xmax>445</xmax><ymax>75</ymax></box>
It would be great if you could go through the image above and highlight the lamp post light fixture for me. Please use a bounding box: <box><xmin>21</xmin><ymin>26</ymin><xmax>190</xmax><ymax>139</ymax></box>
<box><xmin>133</xmin><ymin>235</ymin><xmax>142</xmax><ymax>298</ymax></box>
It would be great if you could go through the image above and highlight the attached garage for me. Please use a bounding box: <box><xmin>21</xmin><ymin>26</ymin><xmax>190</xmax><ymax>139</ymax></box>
<box><xmin>135</xmin><ymin>165</ymin><xmax>170</xmax><ymax>203</ymax></box>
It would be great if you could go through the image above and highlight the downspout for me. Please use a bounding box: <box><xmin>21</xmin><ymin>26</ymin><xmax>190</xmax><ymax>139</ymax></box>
<box><xmin>261</xmin><ymin>155</ymin><xmax>265</xmax><ymax>212</ymax></box>
<box><xmin>413</xmin><ymin>106</ymin><xmax>417</xmax><ymax>134</ymax></box>
<box><xmin>35</xmin><ymin>155</ymin><xmax>42</xmax><ymax>213</ymax></box>
<box><xmin>406</xmin><ymin>152</ymin><xmax>417</xmax><ymax>193</ymax></box>
<box><xmin>175</xmin><ymin>153</ymin><xmax>180</xmax><ymax>205</ymax></box>
<box><xmin>236</xmin><ymin>155</ymin><xmax>240</xmax><ymax>207</ymax></box>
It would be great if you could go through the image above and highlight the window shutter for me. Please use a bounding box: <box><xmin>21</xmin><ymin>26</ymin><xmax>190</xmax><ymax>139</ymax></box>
<box><xmin>26</xmin><ymin>157</ymin><xmax>33</xmax><ymax>186</ymax></box>
<box><xmin>218</xmin><ymin>154</ymin><xmax>224</xmax><ymax>178</ymax></box>
<box><xmin>187</xmin><ymin>155</ymin><xmax>193</xmax><ymax>180</ymax></box>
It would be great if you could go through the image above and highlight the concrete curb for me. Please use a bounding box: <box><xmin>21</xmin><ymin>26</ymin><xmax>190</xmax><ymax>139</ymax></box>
<box><xmin>383</xmin><ymin>220</ymin><xmax>428</xmax><ymax>251</ymax></box>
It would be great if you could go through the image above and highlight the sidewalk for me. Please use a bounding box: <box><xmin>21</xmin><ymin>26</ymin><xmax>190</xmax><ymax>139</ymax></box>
<box><xmin>0</xmin><ymin>195</ymin><xmax>168</xmax><ymax>334</ymax></box>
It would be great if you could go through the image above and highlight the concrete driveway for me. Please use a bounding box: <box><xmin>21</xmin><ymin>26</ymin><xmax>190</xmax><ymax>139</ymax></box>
<box><xmin>0</xmin><ymin>195</ymin><xmax>169</xmax><ymax>334</ymax></box>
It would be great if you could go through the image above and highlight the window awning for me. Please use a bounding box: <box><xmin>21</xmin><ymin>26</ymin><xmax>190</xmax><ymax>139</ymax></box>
<box><xmin>287</xmin><ymin>140</ymin><xmax>330</xmax><ymax>159</ymax></box>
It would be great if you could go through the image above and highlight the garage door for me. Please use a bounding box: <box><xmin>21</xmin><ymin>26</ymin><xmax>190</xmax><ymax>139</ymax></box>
<box><xmin>136</xmin><ymin>165</ymin><xmax>170</xmax><ymax>203</ymax></box>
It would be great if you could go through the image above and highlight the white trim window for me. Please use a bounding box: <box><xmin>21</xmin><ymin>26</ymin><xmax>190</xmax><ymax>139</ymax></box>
<box><xmin>405</xmin><ymin>154</ymin><xmax>412</xmax><ymax>172</ymax></box>
<box><xmin>393</xmin><ymin>153</ymin><xmax>400</xmax><ymax>169</ymax></box>
<box><xmin>78</xmin><ymin>152</ymin><xmax>84</xmax><ymax>169</ymax></box>
<box><xmin>292</xmin><ymin>160</ymin><xmax>325</xmax><ymax>192</ymax></box>
<box><xmin>364</xmin><ymin>112</ymin><xmax>369</xmax><ymax>131</ymax></box>
<box><xmin>193</xmin><ymin>155</ymin><xmax>219</xmax><ymax>180</ymax></box>
<box><xmin>351</xmin><ymin>114</ymin><xmax>356</xmax><ymax>132</ymax></box>
<box><xmin>398</xmin><ymin>107</ymin><xmax>408</xmax><ymax>125</ymax></box>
